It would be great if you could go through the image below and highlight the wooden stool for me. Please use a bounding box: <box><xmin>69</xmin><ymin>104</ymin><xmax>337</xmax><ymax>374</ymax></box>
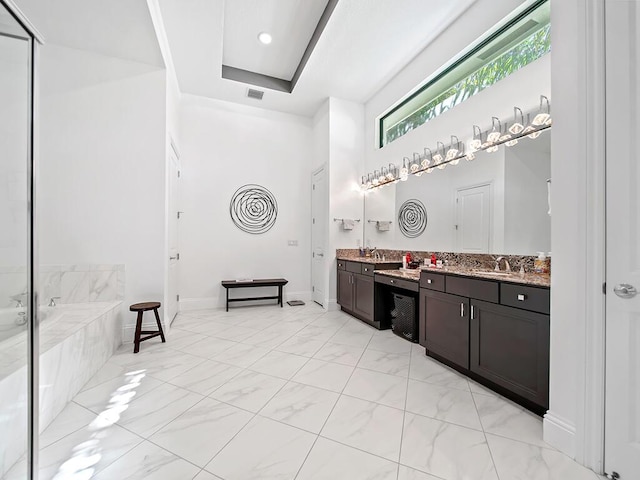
<box><xmin>130</xmin><ymin>302</ymin><xmax>165</xmax><ymax>353</ymax></box>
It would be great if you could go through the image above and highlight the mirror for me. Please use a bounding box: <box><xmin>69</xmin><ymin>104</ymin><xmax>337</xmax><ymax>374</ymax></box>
<box><xmin>364</xmin><ymin>130</ymin><xmax>551</xmax><ymax>255</ymax></box>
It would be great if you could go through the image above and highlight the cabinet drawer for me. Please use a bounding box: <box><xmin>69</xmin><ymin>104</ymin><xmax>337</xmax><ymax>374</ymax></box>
<box><xmin>501</xmin><ymin>284</ymin><xmax>550</xmax><ymax>314</ymax></box>
<box><xmin>361</xmin><ymin>264</ymin><xmax>375</xmax><ymax>276</ymax></box>
<box><xmin>420</xmin><ymin>271</ymin><xmax>445</xmax><ymax>291</ymax></box>
<box><xmin>446</xmin><ymin>275</ymin><xmax>499</xmax><ymax>303</ymax></box>
<box><xmin>346</xmin><ymin>261</ymin><xmax>361</xmax><ymax>273</ymax></box>
<box><xmin>337</xmin><ymin>260</ymin><xmax>346</xmax><ymax>270</ymax></box>
<box><xmin>374</xmin><ymin>274</ymin><xmax>419</xmax><ymax>292</ymax></box>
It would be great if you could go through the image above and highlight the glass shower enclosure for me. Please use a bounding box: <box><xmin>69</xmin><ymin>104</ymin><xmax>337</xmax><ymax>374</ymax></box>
<box><xmin>0</xmin><ymin>1</ymin><xmax>41</xmax><ymax>478</ymax></box>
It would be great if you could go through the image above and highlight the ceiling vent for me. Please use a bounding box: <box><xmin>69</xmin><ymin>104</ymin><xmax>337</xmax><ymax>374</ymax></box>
<box><xmin>247</xmin><ymin>88</ymin><xmax>264</xmax><ymax>100</ymax></box>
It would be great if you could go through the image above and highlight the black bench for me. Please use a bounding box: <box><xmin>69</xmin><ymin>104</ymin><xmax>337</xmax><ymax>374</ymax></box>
<box><xmin>221</xmin><ymin>278</ymin><xmax>288</xmax><ymax>311</ymax></box>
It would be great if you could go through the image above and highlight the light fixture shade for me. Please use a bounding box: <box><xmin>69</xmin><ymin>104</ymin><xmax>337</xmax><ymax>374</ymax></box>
<box><xmin>465</xmin><ymin>151</ymin><xmax>476</xmax><ymax>161</ymax></box>
<box><xmin>432</xmin><ymin>152</ymin><xmax>443</xmax><ymax>163</ymax></box>
<box><xmin>487</xmin><ymin>145</ymin><xmax>499</xmax><ymax>153</ymax></box>
<box><xmin>505</xmin><ymin>138</ymin><xmax>519</xmax><ymax>147</ymax></box>
<box><xmin>532</xmin><ymin>113</ymin><xmax>551</xmax><ymax>126</ymax></box>
<box><xmin>420</xmin><ymin>159</ymin><xmax>429</xmax><ymax>169</ymax></box>
<box><xmin>499</xmin><ymin>133</ymin><xmax>512</xmax><ymax>143</ymax></box>
<box><xmin>487</xmin><ymin>131</ymin><xmax>500</xmax><ymax>143</ymax></box>
<box><xmin>509</xmin><ymin>123</ymin><xmax>524</xmax><ymax>134</ymax></box>
<box><xmin>527</xmin><ymin>130</ymin><xmax>542</xmax><ymax>139</ymax></box>
<box><xmin>410</xmin><ymin>163</ymin><xmax>419</xmax><ymax>173</ymax></box>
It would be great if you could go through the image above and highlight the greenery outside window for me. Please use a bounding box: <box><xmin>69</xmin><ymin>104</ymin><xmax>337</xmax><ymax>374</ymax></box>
<box><xmin>379</xmin><ymin>0</ymin><xmax>550</xmax><ymax>148</ymax></box>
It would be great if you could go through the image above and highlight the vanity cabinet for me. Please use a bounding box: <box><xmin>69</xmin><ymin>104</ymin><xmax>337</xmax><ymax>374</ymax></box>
<box><xmin>337</xmin><ymin>259</ymin><xmax>402</xmax><ymax>327</ymax></box>
<box><xmin>419</xmin><ymin>269</ymin><xmax>550</xmax><ymax>412</ymax></box>
<box><xmin>470</xmin><ymin>300</ymin><xmax>549</xmax><ymax>407</ymax></box>
<box><xmin>421</xmin><ymin>290</ymin><xmax>469</xmax><ymax>369</ymax></box>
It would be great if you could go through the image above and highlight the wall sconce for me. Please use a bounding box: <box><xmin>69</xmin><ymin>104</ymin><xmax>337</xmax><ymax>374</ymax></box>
<box><xmin>509</xmin><ymin>107</ymin><xmax>525</xmax><ymax>134</ymax></box>
<box><xmin>532</xmin><ymin>95</ymin><xmax>551</xmax><ymax>126</ymax></box>
<box><xmin>487</xmin><ymin>117</ymin><xmax>502</xmax><ymax>143</ymax></box>
<box><xmin>446</xmin><ymin>135</ymin><xmax>461</xmax><ymax>161</ymax></box>
<box><xmin>470</xmin><ymin>125</ymin><xmax>482</xmax><ymax>150</ymax></box>
<box><xmin>400</xmin><ymin>158</ymin><xmax>409</xmax><ymax>181</ymax></box>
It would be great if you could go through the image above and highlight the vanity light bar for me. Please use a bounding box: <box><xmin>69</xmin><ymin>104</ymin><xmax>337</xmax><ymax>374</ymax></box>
<box><xmin>361</xmin><ymin>95</ymin><xmax>552</xmax><ymax>191</ymax></box>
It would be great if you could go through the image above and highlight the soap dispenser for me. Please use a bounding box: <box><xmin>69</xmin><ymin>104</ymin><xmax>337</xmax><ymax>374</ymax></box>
<box><xmin>534</xmin><ymin>252</ymin><xmax>548</xmax><ymax>273</ymax></box>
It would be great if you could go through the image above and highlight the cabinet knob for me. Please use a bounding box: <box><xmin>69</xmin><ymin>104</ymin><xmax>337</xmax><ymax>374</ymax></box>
<box><xmin>390</xmin><ymin>280</ymin><xmax>394</xmax><ymax>283</ymax></box>
<box><xmin>517</xmin><ymin>294</ymin><xmax>527</xmax><ymax>301</ymax></box>
<box><xmin>427</xmin><ymin>279</ymin><xmax>432</xmax><ymax>284</ymax></box>
<box><xmin>364</xmin><ymin>268</ymin><xmax>369</xmax><ymax>272</ymax></box>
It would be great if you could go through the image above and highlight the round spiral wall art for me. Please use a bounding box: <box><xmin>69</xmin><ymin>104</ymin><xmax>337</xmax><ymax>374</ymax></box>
<box><xmin>229</xmin><ymin>184</ymin><xmax>278</xmax><ymax>234</ymax></box>
<box><xmin>398</xmin><ymin>199</ymin><xmax>427</xmax><ymax>238</ymax></box>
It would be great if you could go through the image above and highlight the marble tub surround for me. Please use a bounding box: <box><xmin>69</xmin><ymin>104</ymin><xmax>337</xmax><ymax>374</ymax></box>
<box><xmin>0</xmin><ymin>301</ymin><xmax>122</xmax><ymax>478</ymax></box>
<box><xmin>0</xmin><ymin>264</ymin><xmax>125</xmax><ymax>308</ymax></box>
<box><xmin>5</xmin><ymin>304</ymin><xmax>600</xmax><ymax>480</ymax></box>
<box><xmin>337</xmin><ymin>249</ymin><xmax>548</xmax><ymax>276</ymax></box>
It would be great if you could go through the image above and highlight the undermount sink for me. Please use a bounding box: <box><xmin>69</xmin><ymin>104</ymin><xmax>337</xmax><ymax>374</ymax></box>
<box><xmin>472</xmin><ymin>270</ymin><xmax>514</xmax><ymax>277</ymax></box>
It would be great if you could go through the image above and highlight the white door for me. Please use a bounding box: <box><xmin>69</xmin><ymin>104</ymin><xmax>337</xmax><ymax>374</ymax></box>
<box><xmin>604</xmin><ymin>2</ymin><xmax>640</xmax><ymax>477</ymax></box>
<box><xmin>456</xmin><ymin>184</ymin><xmax>491</xmax><ymax>253</ymax></box>
<box><xmin>167</xmin><ymin>142</ymin><xmax>180</xmax><ymax>324</ymax></box>
<box><xmin>311</xmin><ymin>167</ymin><xmax>327</xmax><ymax>306</ymax></box>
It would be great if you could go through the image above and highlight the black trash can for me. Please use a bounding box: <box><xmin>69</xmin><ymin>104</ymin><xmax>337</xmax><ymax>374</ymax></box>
<box><xmin>390</xmin><ymin>293</ymin><xmax>417</xmax><ymax>342</ymax></box>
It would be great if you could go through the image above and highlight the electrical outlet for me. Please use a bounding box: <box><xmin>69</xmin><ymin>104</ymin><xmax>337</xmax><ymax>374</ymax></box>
<box><xmin>288</xmin><ymin>240</ymin><xmax>298</xmax><ymax>246</ymax></box>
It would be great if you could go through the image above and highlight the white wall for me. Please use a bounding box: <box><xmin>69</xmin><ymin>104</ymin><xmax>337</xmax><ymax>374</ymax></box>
<box><xmin>544</xmin><ymin>0</ymin><xmax>595</xmax><ymax>462</ymax></box>
<box><xmin>37</xmin><ymin>45</ymin><xmax>167</xmax><ymax>341</ymax></box>
<box><xmin>326</xmin><ymin>98</ymin><xmax>366</xmax><ymax>308</ymax></box>
<box><xmin>177</xmin><ymin>95</ymin><xmax>314</xmax><ymax>309</ymax></box>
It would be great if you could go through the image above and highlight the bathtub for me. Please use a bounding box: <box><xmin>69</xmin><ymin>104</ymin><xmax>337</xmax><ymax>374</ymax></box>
<box><xmin>0</xmin><ymin>301</ymin><xmax>122</xmax><ymax>477</ymax></box>
<box><xmin>0</xmin><ymin>308</ymin><xmax>27</xmax><ymax>343</ymax></box>
<box><xmin>0</xmin><ymin>306</ymin><xmax>62</xmax><ymax>351</ymax></box>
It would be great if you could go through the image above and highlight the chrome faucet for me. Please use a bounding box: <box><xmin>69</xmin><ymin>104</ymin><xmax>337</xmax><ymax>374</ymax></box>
<box><xmin>48</xmin><ymin>297</ymin><xmax>61</xmax><ymax>307</ymax></box>
<box><xmin>371</xmin><ymin>247</ymin><xmax>381</xmax><ymax>260</ymax></box>
<box><xmin>10</xmin><ymin>292</ymin><xmax>27</xmax><ymax>308</ymax></box>
<box><xmin>494</xmin><ymin>256</ymin><xmax>511</xmax><ymax>272</ymax></box>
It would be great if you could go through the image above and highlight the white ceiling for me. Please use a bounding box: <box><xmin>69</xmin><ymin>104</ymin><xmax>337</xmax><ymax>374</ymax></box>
<box><xmin>222</xmin><ymin>0</ymin><xmax>328</xmax><ymax>80</ymax></box>
<box><xmin>159</xmin><ymin>0</ymin><xmax>478</xmax><ymax>117</ymax></box>
<box><xmin>11</xmin><ymin>0</ymin><xmax>164</xmax><ymax>67</ymax></box>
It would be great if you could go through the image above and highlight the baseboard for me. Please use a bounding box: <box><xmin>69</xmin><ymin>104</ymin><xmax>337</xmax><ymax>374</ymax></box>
<box><xmin>543</xmin><ymin>411</ymin><xmax>576</xmax><ymax>458</ymax></box>
<box><xmin>179</xmin><ymin>290</ymin><xmax>313</xmax><ymax>312</ymax></box>
<box><xmin>327</xmin><ymin>299</ymin><xmax>340</xmax><ymax>311</ymax></box>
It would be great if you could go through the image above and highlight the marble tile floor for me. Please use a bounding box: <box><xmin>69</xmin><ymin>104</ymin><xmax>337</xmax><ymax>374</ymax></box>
<box><xmin>8</xmin><ymin>303</ymin><xmax>604</xmax><ymax>480</ymax></box>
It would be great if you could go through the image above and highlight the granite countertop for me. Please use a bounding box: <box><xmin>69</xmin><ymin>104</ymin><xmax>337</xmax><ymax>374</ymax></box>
<box><xmin>374</xmin><ymin>269</ymin><xmax>421</xmax><ymax>281</ymax></box>
<box><xmin>336</xmin><ymin>256</ymin><xmax>402</xmax><ymax>264</ymax></box>
<box><xmin>372</xmin><ymin>265</ymin><xmax>550</xmax><ymax>287</ymax></box>
<box><xmin>419</xmin><ymin>265</ymin><xmax>551</xmax><ymax>288</ymax></box>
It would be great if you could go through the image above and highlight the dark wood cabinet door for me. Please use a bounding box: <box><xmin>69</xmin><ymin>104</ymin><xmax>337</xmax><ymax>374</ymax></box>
<box><xmin>337</xmin><ymin>270</ymin><xmax>353</xmax><ymax>310</ymax></box>
<box><xmin>353</xmin><ymin>274</ymin><xmax>374</xmax><ymax>321</ymax></box>
<box><xmin>423</xmin><ymin>290</ymin><xmax>470</xmax><ymax>369</ymax></box>
<box><xmin>470</xmin><ymin>300</ymin><xmax>550</xmax><ymax>409</ymax></box>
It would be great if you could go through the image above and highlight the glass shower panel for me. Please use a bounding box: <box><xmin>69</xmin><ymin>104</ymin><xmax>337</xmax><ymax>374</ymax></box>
<box><xmin>0</xmin><ymin>3</ymin><xmax>32</xmax><ymax>478</ymax></box>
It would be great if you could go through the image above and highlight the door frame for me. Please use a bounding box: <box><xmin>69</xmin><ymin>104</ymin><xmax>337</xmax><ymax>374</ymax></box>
<box><xmin>311</xmin><ymin>164</ymin><xmax>328</xmax><ymax>308</ymax></box>
<box><xmin>546</xmin><ymin>0</ymin><xmax>606</xmax><ymax>472</ymax></box>
<box><xmin>164</xmin><ymin>135</ymin><xmax>181</xmax><ymax>326</ymax></box>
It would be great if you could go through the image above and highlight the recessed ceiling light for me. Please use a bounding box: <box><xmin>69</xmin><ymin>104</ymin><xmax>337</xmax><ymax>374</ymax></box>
<box><xmin>258</xmin><ymin>32</ymin><xmax>272</xmax><ymax>45</ymax></box>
